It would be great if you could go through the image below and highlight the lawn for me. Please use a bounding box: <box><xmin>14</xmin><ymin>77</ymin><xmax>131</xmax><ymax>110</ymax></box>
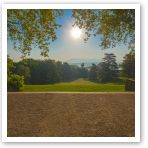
<box><xmin>23</xmin><ymin>78</ymin><xmax>125</xmax><ymax>92</ymax></box>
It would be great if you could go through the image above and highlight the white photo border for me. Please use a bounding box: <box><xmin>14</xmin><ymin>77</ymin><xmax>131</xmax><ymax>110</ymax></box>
<box><xmin>2</xmin><ymin>4</ymin><xmax>140</xmax><ymax>142</ymax></box>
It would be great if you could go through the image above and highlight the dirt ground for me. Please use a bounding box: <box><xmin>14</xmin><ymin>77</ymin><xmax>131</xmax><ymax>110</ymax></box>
<box><xmin>7</xmin><ymin>92</ymin><xmax>135</xmax><ymax>137</ymax></box>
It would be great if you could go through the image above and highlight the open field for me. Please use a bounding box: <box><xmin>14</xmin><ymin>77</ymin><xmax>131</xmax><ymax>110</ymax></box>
<box><xmin>8</xmin><ymin>92</ymin><xmax>135</xmax><ymax>137</ymax></box>
<box><xmin>23</xmin><ymin>79</ymin><xmax>125</xmax><ymax>92</ymax></box>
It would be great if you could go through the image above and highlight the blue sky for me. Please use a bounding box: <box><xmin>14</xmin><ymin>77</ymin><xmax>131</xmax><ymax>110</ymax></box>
<box><xmin>8</xmin><ymin>9</ymin><xmax>129</xmax><ymax>62</ymax></box>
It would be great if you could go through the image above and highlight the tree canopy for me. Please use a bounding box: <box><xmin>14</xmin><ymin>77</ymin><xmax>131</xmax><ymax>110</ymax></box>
<box><xmin>7</xmin><ymin>9</ymin><xmax>63</xmax><ymax>58</ymax></box>
<box><xmin>73</xmin><ymin>9</ymin><xmax>135</xmax><ymax>50</ymax></box>
<box><xmin>8</xmin><ymin>9</ymin><xmax>135</xmax><ymax>58</ymax></box>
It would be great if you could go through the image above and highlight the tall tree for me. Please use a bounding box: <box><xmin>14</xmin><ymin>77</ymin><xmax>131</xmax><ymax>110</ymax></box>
<box><xmin>103</xmin><ymin>53</ymin><xmax>119</xmax><ymax>79</ymax></box>
<box><xmin>8</xmin><ymin>9</ymin><xmax>63</xmax><ymax>58</ymax></box>
<box><xmin>97</xmin><ymin>53</ymin><xmax>118</xmax><ymax>83</ymax></box>
<box><xmin>97</xmin><ymin>62</ymin><xmax>109</xmax><ymax>83</ymax></box>
<box><xmin>73</xmin><ymin>9</ymin><xmax>135</xmax><ymax>50</ymax></box>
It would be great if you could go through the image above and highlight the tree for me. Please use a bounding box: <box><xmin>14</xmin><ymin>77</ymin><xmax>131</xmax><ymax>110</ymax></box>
<box><xmin>8</xmin><ymin>74</ymin><xmax>24</xmax><ymax>91</ymax></box>
<box><xmin>96</xmin><ymin>53</ymin><xmax>118</xmax><ymax>83</ymax></box>
<box><xmin>80</xmin><ymin>63</ymin><xmax>88</xmax><ymax>78</ymax></box>
<box><xmin>56</xmin><ymin>61</ymin><xmax>65</xmax><ymax>82</ymax></box>
<box><xmin>62</xmin><ymin>63</ymin><xmax>73</xmax><ymax>82</ymax></box>
<box><xmin>41</xmin><ymin>60</ymin><xmax>60</xmax><ymax>84</ymax></box>
<box><xmin>23</xmin><ymin>59</ymin><xmax>60</xmax><ymax>84</ymax></box>
<box><xmin>14</xmin><ymin>59</ymin><xmax>84</xmax><ymax>84</ymax></box>
<box><xmin>73</xmin><ymin>9</ymin><xmax>135</xmax><ymax>50</ymax></box>
<box><xmin>8</xmin><ymin>9</ymin><xmax>63</xmax><ymax>58</ymax></box>
<box><xmin>103</xmin><ymin>53</ymin><xmax>119</xmax><ymax>79</ymax></box>
<box><xmin>15</xmin><ymin>61</ymin><xmax>31</xmax><ymax>84</ymax></box>
<box><xmin>8</xmin><ymin>9</ymin><xmax>135</xmax><ymax>59</ymax></box>
<box><xmin>7</xmin><ymin>56</ymin><xmax>24</xmax><ymax>91</ymax></box>
<box><xmin>7</xmin><ymin>55</ymin><xmax>15</xmax><ymax>76</ymax></box>
<box><xmin>89</xmin><ymin>63</ymin><xmax>97</xmax><ymax>82</ymax></box>
<box><xmin>25</xmin><ymin>59</ymin><xmax>41</xmax><ymax>84</ymax></box>
<box><xmin>97</xmin><ymin>62</ymin><xmax>109</xmax><ymax>83</ymax></box>
<box><xmin>122</xmin><ymin>51</ymin><xmax>135</xmax><ymax>78</ymax></box>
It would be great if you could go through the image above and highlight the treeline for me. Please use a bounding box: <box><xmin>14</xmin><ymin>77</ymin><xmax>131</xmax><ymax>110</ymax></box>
<box><xmin>9</xmin><ymin>58</ymin><xmax>89</xmax><ymax>85</ymax></box>
<box><xmin>7</xmin><ymin>52</ymin><xmax>135</xmax><ymax>91</ymax></box>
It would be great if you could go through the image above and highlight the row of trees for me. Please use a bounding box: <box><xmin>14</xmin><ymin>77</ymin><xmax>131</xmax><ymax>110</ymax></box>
<box><xmin>8</xmin><ymin>52</ymin><xmax>135</xmax><ymax>91</ymax></box>
<box><xmin>8</xmin><ymin>57</ymin><xmax>89</xmax><ymax>85</ymax></box>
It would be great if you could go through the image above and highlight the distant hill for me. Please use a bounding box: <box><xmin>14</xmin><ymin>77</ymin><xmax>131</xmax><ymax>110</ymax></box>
<box><xmin>67</xmin><ymin>59</ymin><xmax>100</xmax><ymax>67</ymax></box>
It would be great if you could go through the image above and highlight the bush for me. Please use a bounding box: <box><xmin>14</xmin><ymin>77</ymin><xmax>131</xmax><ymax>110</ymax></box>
<box><xmin>125</xmin><ymin>79</ymin><xmax>135</xmax><ymax>91</ymax></box>
<box><xmin>8</xmin><ymin>74</ymin><xmax>24</xmax><ymax>91</ymax></box>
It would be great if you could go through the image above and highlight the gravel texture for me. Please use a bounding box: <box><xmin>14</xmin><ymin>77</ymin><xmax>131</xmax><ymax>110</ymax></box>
<box><xmin>7</xmin><ymin>92</ymin><xmax>135</xmax><ymax>137</ymax></box>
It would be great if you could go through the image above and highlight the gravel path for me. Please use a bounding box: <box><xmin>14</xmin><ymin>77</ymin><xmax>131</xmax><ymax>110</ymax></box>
<box><xmin>7</xmin><ymin>92</ymin><xmax>135</xmax><ymax>137</ymax></box>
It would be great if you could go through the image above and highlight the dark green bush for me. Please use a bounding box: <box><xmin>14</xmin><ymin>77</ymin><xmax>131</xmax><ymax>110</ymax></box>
<box><xmin>125</xmin><ymin>79</ymin><xmax>135</xmax><ymax>91</ymax></box>
<box><xmin>8</xmin><ymin>74</ymin><xmax>24</xmax><ymax>91</ymax></box>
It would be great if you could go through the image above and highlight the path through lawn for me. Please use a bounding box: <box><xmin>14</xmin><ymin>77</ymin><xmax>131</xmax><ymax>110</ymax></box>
<box><xmin>23</xmin><ymin>78</ymin><xmax>125</xmax><ymax>92</ymax></box>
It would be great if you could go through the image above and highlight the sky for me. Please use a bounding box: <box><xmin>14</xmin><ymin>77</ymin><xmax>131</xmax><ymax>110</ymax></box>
<box><xmin>7</xmin><ymin>9</ymin><xmax>129</xmax><ymax>62</ymax></box>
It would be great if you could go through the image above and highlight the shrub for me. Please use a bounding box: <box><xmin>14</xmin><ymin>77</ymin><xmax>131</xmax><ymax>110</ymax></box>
<box><xmin>8</xmin><ymin>74</ymin><xmax>24</xmax><ymax>91</ymax></box>
<box><xmin>125</xmin><ymin>79</ymin><xmax>135</xmax><ymax>91</ymax></box>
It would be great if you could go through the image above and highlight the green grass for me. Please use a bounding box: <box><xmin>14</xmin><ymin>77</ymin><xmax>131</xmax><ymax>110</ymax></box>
<box><xmin>23</xmin><ymin>78</ymin><xmax>125</xmax><ymax>92</ymax></box>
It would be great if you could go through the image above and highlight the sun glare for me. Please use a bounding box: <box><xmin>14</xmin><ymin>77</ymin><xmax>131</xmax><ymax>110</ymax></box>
<box><xmin>70</xmin><ymin>27</ymin><xmax>82</xmax><ymax>39</ymax></box>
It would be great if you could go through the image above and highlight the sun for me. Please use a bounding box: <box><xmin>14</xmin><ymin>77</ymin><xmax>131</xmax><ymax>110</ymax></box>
<box><xmin>70</xmin><ymin>27</ymin><xmax>82</xmax><ymax>39</ymax></box>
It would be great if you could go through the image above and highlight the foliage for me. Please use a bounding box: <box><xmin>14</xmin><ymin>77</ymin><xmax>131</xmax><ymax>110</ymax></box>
<box><xmin>80</xmin><ymin>63</ymin><xmax>88</xmax><ymax>78</ymax></box>
<box><xmin>7</xmin><ymin>74</ymin><xmax>24</xmax><ymax>91</ymax></box>
<box><xmin>11</xmin><ymin>53</ymin><xmax>119</xmax><ymax>85</ymax></box>
<box><xmin>25</xmin><ymin>59</ymin><xmax>59</xmax><ymax>84</ymax></box>
<box><xmin>7</xmin><ymin>56</ymin><xmax>24</xmax><ymax>91</ymax></box>
<box><xmin>7</xmin><ymin>9</ymin><xmax>63</xmax><ymax>58</ymax></box>
<box><xmin>14</xmin><ymin>59</ymin><xmax>88</xmax><ymax>84</ymax></box>
<box><xmin>7</xmin><ymin>55</ymin><xmax>15</xmax><ymax>76</ymax></box>
<box><xmin>8</xmin><ymin>9</ymin><xmax>135</xmax><ymax>59</ymax></box>
<box><xmin>89</xmin><ymin>64</ymin><xmax>97</xmax><ymax>82</ymax></box>
<box><xmin>125</xmin><ymin>79</ymin><xmax>135</xmax><ymax>91</ymax></box>
<box><xmin>73</xmin><ymin>9</ymin><xmax>135</xmax><ymax>50</ymax></box>
<box><xmin>89</xmin><ymin>53</ymin><xmax>118</xmax><ymax>83</ymax></box>
<box><xmin>96</xmin><ymin>62</ymin><xmax>109</xmax><ymax>83</ymax></box>
<box><xmin>14</xmin><ymin>61</ymin><xmax>31</xmax><ymax>84</ymax></box>
<box><xmin>101</xmin><ymin>53</ymin><xmax>119</xmax><ymax>80</ymax></box>
<box><xmin>122</xmin><ymin>51</ymin><xmax>135</xmax><ymax>78</ymax></box>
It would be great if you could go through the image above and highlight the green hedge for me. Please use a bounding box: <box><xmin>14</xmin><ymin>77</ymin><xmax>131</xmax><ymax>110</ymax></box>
<box><xmin>8</xmin><ymin>74</ymin><xmax>24</xmax><ymax>92</ymax></box>
<box><xmin>125</xmin><ymin>79</ymin><xmax>135</xmax><ymax>91</ymax></box>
